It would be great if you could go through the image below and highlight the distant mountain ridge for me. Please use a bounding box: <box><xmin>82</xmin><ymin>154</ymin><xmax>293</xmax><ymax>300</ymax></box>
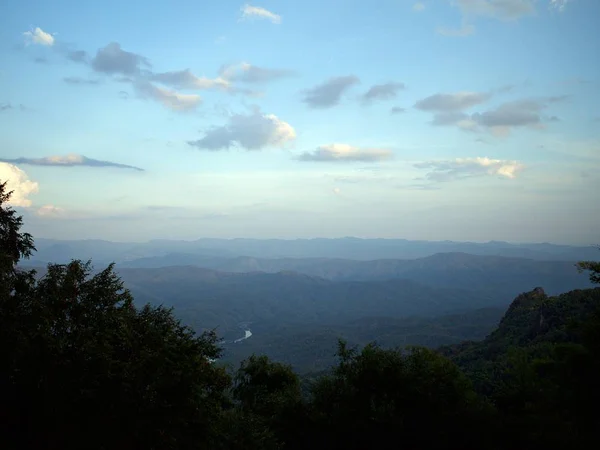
<box><xmin>26</xmin><ymin>237</ymin><xmax>598</xmax><ymax>265</ymax></box>
<box><xmin>111</xmin><ymin>252</ymin><xmax>589</xmax><ymax>295</ymax></box>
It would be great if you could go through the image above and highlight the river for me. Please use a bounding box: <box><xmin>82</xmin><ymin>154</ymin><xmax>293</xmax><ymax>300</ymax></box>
<box><xmin>233</xmin><ymin>329</ymin><xmax>253</xmax><ymax>343</ymax></box>
<box><xmin>208</xmin><ymin>328</ymin><xmax>252</xmax><ymax>363</ymax></box>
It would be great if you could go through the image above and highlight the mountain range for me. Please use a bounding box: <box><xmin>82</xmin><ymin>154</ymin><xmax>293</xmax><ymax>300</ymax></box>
<box><xmin>25</xmin><ymin>237</ymin><xmax>599</xmax><ymax>266</ymax></box>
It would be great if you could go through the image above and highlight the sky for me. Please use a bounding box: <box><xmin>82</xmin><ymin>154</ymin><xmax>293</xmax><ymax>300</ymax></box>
<box><xmin>0</xmin><ymin>0</ymin><xmax>599</xmax><ymax>244</ymax></box>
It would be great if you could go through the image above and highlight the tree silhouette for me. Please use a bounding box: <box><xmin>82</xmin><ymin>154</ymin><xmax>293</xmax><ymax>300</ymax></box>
<box><xmin>577</xmin><ymin>247</ymin><xmax>600</xmax><ymax>284</ymax></box>
<box><xmin>0</xmin><ymin>182</ymin><xmax>230</xmax><ymax>450</ymax></box>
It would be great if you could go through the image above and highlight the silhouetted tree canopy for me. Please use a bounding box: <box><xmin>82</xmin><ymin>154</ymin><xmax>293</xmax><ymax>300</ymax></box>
<box><xmin>577</xmin><ymin>247</ymin><xmax>600</xmax><ymax>284</ymax></box>
<box><xmin>0</xmin><ymin>185</ymin><xmax>229</xmax><ymax>449</ymax></box>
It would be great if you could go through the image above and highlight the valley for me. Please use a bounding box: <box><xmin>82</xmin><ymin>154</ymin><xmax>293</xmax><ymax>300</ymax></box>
<box><xmin>21</xmin><ymin>237</ymin><xmax>595</xmax><ymax>372</ymax></box>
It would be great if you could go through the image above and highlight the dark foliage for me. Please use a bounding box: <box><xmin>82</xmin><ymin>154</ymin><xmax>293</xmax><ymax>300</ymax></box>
<box><xmin>1</xmin><ymin>184</ymin><xmax>229</xmax><ymax>450</ymax></box>
<box><xmin>577</xmin><ymin>247</ymin><xmax>600</xmax><ymax>284</ymax></box>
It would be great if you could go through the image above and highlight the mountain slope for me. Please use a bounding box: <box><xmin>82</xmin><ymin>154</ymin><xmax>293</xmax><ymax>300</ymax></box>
<box><xmin>116</xmin><ymin>266</ymin><xmax>504</xmax><ymax>337</ymax></box>
<box><xmin>440</xmin><ymin>287</ymin><xmax>600</xmax><ymax>377</ymax></box>
<box><xmin>221</xmin><ymin>307</ymin><xmax>506</xmax><ymax>373</ymax></box>
<box><xmin>115</xmin><ymin>252</ymin><xmax>591</xmax><ymax>297</ymax></box>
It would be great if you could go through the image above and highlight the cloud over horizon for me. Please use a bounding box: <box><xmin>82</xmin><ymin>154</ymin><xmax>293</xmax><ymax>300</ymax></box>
<box><xmin>415</xmin><ymin>157</ymin><xmax>524</xmax><ymax>181</ymax></box>
<box><xmin>0</xmin><ymin>162</ymin><xmax>39</xmax><ymax>207</ymax></box>
<box><xmin>188</xmin><ymin>110</ymin><xmax>296</xmax><ymax>150</ymax></box>
<box><xmin>298</xmin><ymin>144</ymin><xmax>394</xmax><ymax>162</ymax></box>
<box><xmin>36</xmin><ymin>205</ymin><xmax>66</xmax><ymax>217</ymax></box>
<box><xmin>1</xmin><ymin>154</ymin><xmax>144</xmax><ymax>171</ymax></box>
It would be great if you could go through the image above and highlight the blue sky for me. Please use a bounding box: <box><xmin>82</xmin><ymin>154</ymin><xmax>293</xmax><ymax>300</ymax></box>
<box><xmin>0</xmin><ymin>0</ymin><xmax>598</xmax><ymax>244</ymax></box>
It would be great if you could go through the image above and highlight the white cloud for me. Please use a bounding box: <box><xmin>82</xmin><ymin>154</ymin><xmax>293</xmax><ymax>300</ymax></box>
<box><xmin>135</xmin><ymin>80</ymin><xmax>201</xmax><ymax>112</ymax></box>
<box><xmin>23</xmin><ymin>27</ymin><xmax>55</xmax><ymax>46</ymax></box>
<box><xmin>188</xmin><ymin>110</ymin><xmax>296</xmax><ymax>150</ymax></box>
<box><xmin>413</xmin><ymin>2</ymin><xmax>426</xmax><ymax>12</ymax></box>
<box><xmin>1</xmin><ymin>154</ymin><xmax>144</xmax><ymax>171</ymax></box>
<box><xmin>0</xmin><ymin>163</ymin><xmax>39</xmax><ymax>207</ymax></box>
<box><xmin>38</xmin><ymin>154</ymin><xmax>83</xmax><ymax>164</ymax></box>
<box><xmin>37</xmin><ymin>205</ymin><xmax>65</xmax><ymax>217</ymax></box>
<box><xmin>150</xmin><ymin>69</ymin><xmax>231</xmax><ymax>91</ymax></box>
<box><xmin>240</xmin><ymin>4</ymin><xmax>282</xmax><ymax>24</ymax></box>
<box><xmin>298</xmin><ymin>144</ymin><xmax>394</xmax><ymax>162</ymax></box>
<box><xmin>414</xmin><ymin>157</ymin><xmax>524</xmax><ymax>181</ymax></box>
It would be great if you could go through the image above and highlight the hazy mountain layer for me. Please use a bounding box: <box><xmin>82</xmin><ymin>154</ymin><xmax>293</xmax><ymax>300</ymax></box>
<box><xmin>113</xmin><ymin>252</ymin><xmax>590</xmax><ymax>295</ymax></box>
<box><xmin>27</xmin><ymin>237</ymin><xmax>598</xmax><ymax>265</ymax></box>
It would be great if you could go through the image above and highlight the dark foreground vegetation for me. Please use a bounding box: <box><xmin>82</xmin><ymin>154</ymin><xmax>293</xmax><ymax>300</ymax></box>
<box><xmin>1</xmin><ymin>181</ymin><xmax>599</xmax><ymax>450</ymax></box>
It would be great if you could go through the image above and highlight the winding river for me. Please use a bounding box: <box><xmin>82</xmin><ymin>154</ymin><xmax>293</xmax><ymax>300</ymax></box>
<box><xmin>233</xmin><ymin>329</ymin><xmax>253</xmax><ymax>343</ymax></box>
<box><xmin>208</xmin><ymin>328</ymin><xmax>253</xmax><ymax>363</ymax></box>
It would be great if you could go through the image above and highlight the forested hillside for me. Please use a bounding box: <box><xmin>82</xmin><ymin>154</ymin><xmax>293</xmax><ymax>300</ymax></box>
<box><xmin>2</xmin><ymin>182</ymin><xmax>600</xmax><ymax>449</ymax></box>
<box><xmin>115</xmin><ymin>260</ymin><xmax>591</xmax><ymax>371</ymax></box>
<box><xmin>114</xmin><ymin>252</ymin><xmax>591</xmax><ymax>293</ymax></box>
<box><xmin>119</xmin><ymin>267</ymin><xmax>501</xmax><ymax>329</ymax></box>
<box><xmin>221</xmin><ymin>307</ymin><xmax>506</xmax><ymax>373</ymax></box>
